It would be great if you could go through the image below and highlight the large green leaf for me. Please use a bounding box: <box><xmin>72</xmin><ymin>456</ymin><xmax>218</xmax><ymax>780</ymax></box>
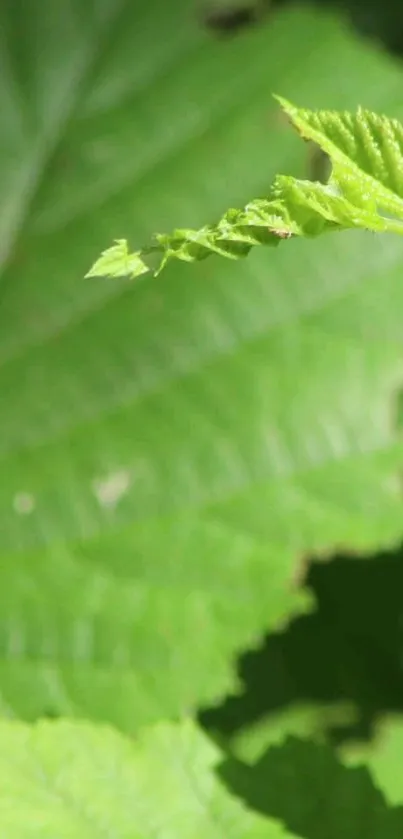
<box><xmin>0</xmin><ymin>718</ymin><xmax>291</xmax><ymax>837</ymax></box>
<box><xmin>1</xmin><ymin>1</ymin><xmax>403</xmax><ymax>727</ymax></box>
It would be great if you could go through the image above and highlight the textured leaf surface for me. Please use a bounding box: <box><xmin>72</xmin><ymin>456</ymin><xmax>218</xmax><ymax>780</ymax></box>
<box><xmin>280</xmin><ymin>98</ymin><xmax>403</xmax><ymax>217</ymax></box>
<box><xmin>1</xmin><ymin>1</ymin><xmax>403</xmax><ymax>727</ymax></box>
<box><xmin>0</xmin><ymin>718</ymin><xmax>291</xmax><ymax>838</ymax></box>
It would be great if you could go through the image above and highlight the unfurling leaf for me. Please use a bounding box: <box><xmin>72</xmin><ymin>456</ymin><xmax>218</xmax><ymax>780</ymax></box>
<box><xmin>87</xmin><ymin>98</ymin><xmax>403</xmax><ymax>280</ymax></box>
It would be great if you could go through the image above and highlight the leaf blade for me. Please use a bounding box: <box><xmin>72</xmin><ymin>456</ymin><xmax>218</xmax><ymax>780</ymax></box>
<box><xmin>0</xmin><ymin>718</ymin><xmax>293</xmax><ymax>838</ymax></box>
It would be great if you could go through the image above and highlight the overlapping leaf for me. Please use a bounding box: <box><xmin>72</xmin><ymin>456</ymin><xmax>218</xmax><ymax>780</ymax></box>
<box><xmin>0</xmin><ymin>718</ymin><xmax>291</xmax><ymax>838</ymax></box>
<box><xmin>1</xmin><ymin>0</ymin><xmax>403</xmax><ymax>728</ymax></box>
<box><xmin>1</xmin><ymin>717</ymin><xmax>403</xmax><ymax>839</ymax></box>
<box><xmin>228</xmin><ymin>703</ymin><xmax>358</xmax><ymax>763</ymax></box>
<box><xmin>220</xmin><ymin>736</ymin><xmax>403</xmax><ymax>839</ymax></box>
<box><xmin>342</xmin><ymin>715</ymin><xmax>403</xmax><ymax>805</ymax></box>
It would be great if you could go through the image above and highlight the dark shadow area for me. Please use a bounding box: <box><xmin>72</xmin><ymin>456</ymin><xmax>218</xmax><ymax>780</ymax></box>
<box><xmin>219</xmin><ymin>736</ymin><xmax>403</xmax><ymax>838</ymax></box>
<box><xmin>202</xmin><ymin>0</ymin><xmax>403</xmax><ymax>58</ymax></box>
<box><xmin>202</xmin><ymin>2</ymin><xmax>268</xmax><ymax>36</ymax></box>
<box><xmin>200</xmin><ymin>546</ymin><xmax>403</xmax><ymax>745</ymax></box>
<box><xmin>320</xmin><ymin>0</ymin><xmax>403</xmax><ymax>57</ymax></box>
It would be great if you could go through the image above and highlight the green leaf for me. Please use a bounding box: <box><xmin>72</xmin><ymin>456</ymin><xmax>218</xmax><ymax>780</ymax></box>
<box><xmin>0</xmin><ymin>718</ymin><xmax>292</xmax><ymax>838</ymax></box>
<box><xmin>86</xmin><ymin>239</ymin><xmax>150</xmax><ymax>280</ymax></box>
<box><xmin>2</xmin><ymin>1</ymin><xmax>403</xmax><ymax>727</ymax></box>
<box><xmin>0</xmin><ymin>522</ymin><xmax>313</xmax><ymax>727</ymax></box>
<box><xmin>220</xmin><ymin>736</ymin><xmax>403</xmax><ymax>839</ymax></box>
<box><xmin>228</xmin><ymin>703</ymin><xmax>358</xmax><ymax>763</ymax></box>
<box><xmin>341</xmin><ymin>716</ymin><xmax>403</xmax><ymax>806</ymax></box>
<box><xmin>278</xmin><ymin>96</ymin><xmax>403</xmax><ymax>217</ymax></box>
<box><xmin>88</xmin><ymin>99</ymin><xmax>403</xmax><ymax>280</ymax></box>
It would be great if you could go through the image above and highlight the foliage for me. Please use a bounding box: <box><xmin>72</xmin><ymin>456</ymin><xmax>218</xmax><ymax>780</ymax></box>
<box><xmin>87</xmin><ymin>98</ymin><xmax>403</xmax><ymax>280</ymax></box>
<box><xmin>2</xmin><ymin>716</ymin><xmax>403</xmax><ymax>836</ymax></box>
<box><xmin>2</xmin><ymin>0</ymin><xmax>403</xmax><ymax>834</ymax></box>
<box><xmin>2</xmin><ymin>716</ymin><xmax>403</xmax><ymax>837</ymax></box>
<box><xmin>0</xmin><ymin>718</ymin><xmax>277</xmax><ymax>838</ymax></box>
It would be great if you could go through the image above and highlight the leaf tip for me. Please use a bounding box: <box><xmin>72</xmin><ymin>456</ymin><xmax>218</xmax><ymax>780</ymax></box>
<box><xmin>273</xmin><ymin>94</ymin><xmax>297</xmax><ymax>116</ymax></box>
<box><xmin>85</xmin><ymin>239</ymin><xmax>150</xmax><ymax>280</ymax></box>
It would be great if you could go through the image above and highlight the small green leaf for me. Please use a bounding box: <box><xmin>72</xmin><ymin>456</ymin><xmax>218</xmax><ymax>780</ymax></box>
<box><xmin>85</xmin><ymin>239</ymin><xmax>149</xmax><ymax>279</ymax></box>
<box><xmin>229</xmin><ymin>703</ymin><xmax>358</xmax><ymax>763</ymax></box>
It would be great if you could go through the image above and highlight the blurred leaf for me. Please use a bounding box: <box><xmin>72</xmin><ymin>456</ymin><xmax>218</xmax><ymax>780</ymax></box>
<box><xmin>1</xmin><ymin>1</ymin><xmax>403</xmax><ymax>727</ymax></box>
<box><xmin>229</xmin><ymin>703</ymin><xmax>358</xmax><ymax>763</ymax></box>
<box><xmin>201</xmin><ymin>0</ymin><xmax>269</xmax><ymax>37</ymax></box>
<box><xmin>220</xmin><ymin>736</ymin><xmax>403</xmax><ymax>839</ymax></box>
<box><xmin>341</xmin><ymin>715</ymin><xmax>403</xmax><ymax>805</ymax></box>
<box><xmin>0</xmin><ymin>717</ymin><xmax>291</xmax><ymax>838</ymax></box>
